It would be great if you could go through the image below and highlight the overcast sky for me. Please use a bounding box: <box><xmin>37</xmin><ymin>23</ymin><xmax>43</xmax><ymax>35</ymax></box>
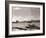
<box><xmin>12</xmin><ymin>7</ymin><xmax>40</xmax><ymax>19</ymax></box>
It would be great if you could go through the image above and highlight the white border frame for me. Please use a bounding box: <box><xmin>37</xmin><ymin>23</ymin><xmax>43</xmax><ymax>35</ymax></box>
<box><xmin>9</xmin><ymin>4</ymin><xmax>43</xmax><ymax>35</ymax></box>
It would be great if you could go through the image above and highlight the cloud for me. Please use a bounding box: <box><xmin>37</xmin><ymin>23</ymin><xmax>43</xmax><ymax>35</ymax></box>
<box><xmin>12</xmin><ymin>16</ymin><xmax>40</xmax><ymax>22</ymax></box>
<box><xmin>13</xmin><ymin>7</ymin><xmax>21</xmax><ymax>10</ymax></box>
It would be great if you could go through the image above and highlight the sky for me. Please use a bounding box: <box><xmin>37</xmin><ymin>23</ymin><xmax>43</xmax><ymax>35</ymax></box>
<box><xmin>12</xmin><ymin>7</ymin><xmax>40</xmax><ymax>21</ymax></box>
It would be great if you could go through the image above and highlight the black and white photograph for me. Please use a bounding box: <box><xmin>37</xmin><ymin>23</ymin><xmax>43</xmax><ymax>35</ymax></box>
<box><xmin>5</xmin><ymin>1</ymin><xmax>45</xmax><ymax>37</ymax></box>
<box><xmin>12</xmin><ymin>7</ymin><xmax>40</xmax><ymax>31</ymax></box>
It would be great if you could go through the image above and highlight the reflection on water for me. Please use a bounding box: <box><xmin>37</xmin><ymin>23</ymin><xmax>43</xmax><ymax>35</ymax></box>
<box><xmin>12</xmin><ymin>21</ymin><xmax>40</xmax><ymax>31</ymax></box>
